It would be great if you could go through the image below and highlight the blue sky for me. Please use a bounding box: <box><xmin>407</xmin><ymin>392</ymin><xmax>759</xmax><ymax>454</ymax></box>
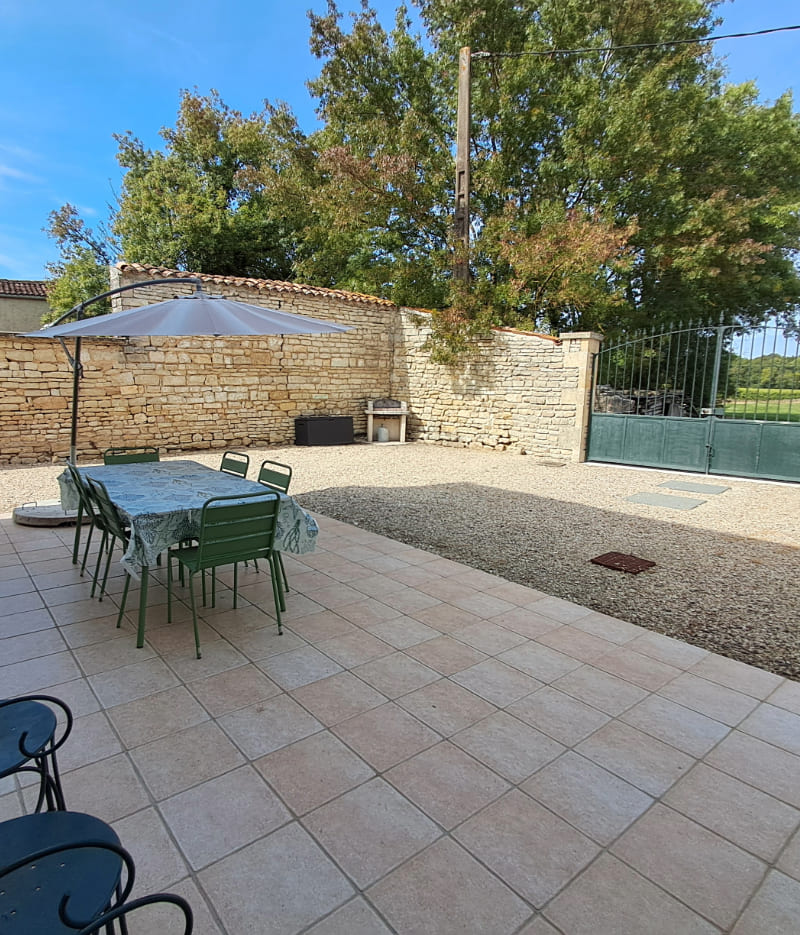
<box><xmin>1</xmin><ymin>0</ymin><xmax>798</xmax><ymax>281</ymax></box>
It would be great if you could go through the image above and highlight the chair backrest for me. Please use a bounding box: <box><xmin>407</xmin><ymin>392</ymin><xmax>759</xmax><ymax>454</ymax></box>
<box><xmin>74</xmin><ymin>892</ymin><xmax>193</xmax><ymax>935</ymax></box>
<box><xmin>65</xmin><ymin>462</ymin><xmax>99</xmax><ymax>523</ymax></box>
<box><xmin>195</xmin><ymin>492</ymin><xmax>279</xmax><ymax>571</ymax></box>
<box><xmin>219</xmin><ymin>450</ymin><xmax>249</xmax><ymax>478</ymax></box>
<box><xmin>103</xmin><ymin>446</ymin><xmax>160</xmax><ymax>465</ymax></box>
<box><xmin>257</xmin><ymin>459</ymin><xmax>292</xmax><ymax>493</ymax></box>
<box><xmin>85</xmin><ymin>477</ymin><xmax>129</xmax><ymax>541</ymax></box>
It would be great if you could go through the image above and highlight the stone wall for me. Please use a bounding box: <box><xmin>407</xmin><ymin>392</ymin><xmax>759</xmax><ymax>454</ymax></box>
<box><xmin>0</xmin><ymin>264</ymin><xmax>601</xmax><ymax>464</ymax></box>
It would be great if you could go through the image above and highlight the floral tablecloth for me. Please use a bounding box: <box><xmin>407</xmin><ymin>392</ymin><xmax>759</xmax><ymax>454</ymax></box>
<box><xmin>59</xmin><ymin>459</ymin><xmax>318</xmax><ymax>576</ymax></box>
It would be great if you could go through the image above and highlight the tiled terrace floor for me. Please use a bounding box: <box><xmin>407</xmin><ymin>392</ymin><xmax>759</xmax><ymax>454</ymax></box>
<box><xmin>1</xmin><ymin>512</ymin><xmax>800</xmax><ymax>934</ymax></box>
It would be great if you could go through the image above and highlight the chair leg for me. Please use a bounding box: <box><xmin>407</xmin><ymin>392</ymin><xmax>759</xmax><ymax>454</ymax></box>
<box><xmin>90</xmin><ymin>530</ymin><xmax>109</xmax><ymax>598</ymax></box>
<box><xmin>116</xmin><ymin>573</ymin><xmax>131</xmax><ymax>628</ymax></box>
<box><xmin>80</xmin><ymin>521</ymin><xmax>95</xmax><ymax>576</ymax></box>
<box><xmin>71</xmin><ymin>501</ymin><xmax>83</xmax><ymax>564</ymax></box>
<box><xmin>269</xmin><ymin>552</ymin><xmax>283</xmax><ymax>634</ymax></box>
<box><xmin>277</xmin><ymin>551</ymin><xmax>289</xmax><ymax>592</ymax></box>
<box><xmin>166</xmin><ymin>555</ymin><xmax>173</xmax><ymax>624</ymax></box>
<box><xmin>233</xmin><ymin>562</ymin><xmax>238</xmax><ymax>609</ymax></box>
<box><xmin>187</xmin><ymin>571</ymin><xmax>202</xmax><ymax>659</ymax></box>
<box><xmin>97</xmin><ymin>534</ymin><xmax>119</xmax><ymax>601</ymax></box>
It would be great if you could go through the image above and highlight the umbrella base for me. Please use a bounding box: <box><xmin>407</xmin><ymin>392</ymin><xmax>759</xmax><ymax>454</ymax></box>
<box><xmin>12</xmin><ymin>502</ymin><xmax>88</xmax><ymax>527</ymax></box>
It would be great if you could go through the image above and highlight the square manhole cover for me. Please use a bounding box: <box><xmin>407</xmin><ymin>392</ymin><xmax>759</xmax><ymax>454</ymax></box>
<box><xmin>590</xmin><ymin>552</ymin><xmax>656</xmax><ymax>574</ymax></box>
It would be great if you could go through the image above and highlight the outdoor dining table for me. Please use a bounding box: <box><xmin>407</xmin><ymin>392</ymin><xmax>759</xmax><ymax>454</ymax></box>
<box><xmin>58</xmin><ymin>459</ymin><xmax>318</xmax><ymax>644</ymax></box>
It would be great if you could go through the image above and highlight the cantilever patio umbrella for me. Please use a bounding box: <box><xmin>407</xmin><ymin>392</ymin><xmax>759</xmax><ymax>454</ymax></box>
<box><xmin>23</xmin><ymin>278</ymin><xmax>351</xmax><ymax>462</ymax></box>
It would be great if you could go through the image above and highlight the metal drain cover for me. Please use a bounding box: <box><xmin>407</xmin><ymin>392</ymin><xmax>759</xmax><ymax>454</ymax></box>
<box><xmin>590</xmin><ymin>551</ymin><xmax>656</xmax><ymax>574</ymax></box>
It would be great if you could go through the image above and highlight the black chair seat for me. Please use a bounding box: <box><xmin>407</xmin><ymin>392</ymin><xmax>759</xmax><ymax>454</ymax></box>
<box><xmin>0</xmin><ymin>811</ymin><xmax>131</xmax><ymax>934</ymax></box>
<box><xmin>0</xmin><ymin>701</ymin><xmax>56</xmax><ymax>772</ymax></box>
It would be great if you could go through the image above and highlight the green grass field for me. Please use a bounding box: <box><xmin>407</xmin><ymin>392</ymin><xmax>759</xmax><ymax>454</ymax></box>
<box><xmin>724</xmin><ymin>396</ymin><xmax>800</xmax><ymax>422</ymax></box>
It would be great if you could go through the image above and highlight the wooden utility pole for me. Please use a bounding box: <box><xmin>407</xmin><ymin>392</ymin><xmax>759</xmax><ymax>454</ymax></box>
<box><xmin>454</xmin><ymin>46</ymin><xmax>471</xmax><ymax>282</ymax></box>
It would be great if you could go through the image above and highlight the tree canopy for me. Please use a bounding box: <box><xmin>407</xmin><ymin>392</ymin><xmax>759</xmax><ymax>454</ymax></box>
<box><xmin>46</xmin><ymin>0</ymin><xmax>800</xmax><ymax>344</ymax></box>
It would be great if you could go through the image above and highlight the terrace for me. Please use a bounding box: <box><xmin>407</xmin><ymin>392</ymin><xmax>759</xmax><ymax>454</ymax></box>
<box><xmin>1</xmin><ymin>504</ymin><xmax>799</xmax><ymax>933</ymax></box>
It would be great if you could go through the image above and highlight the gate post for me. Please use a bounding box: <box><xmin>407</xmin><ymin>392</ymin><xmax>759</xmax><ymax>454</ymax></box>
<box><xmin>560</xmin><ymin>331</ymin><xmax>604</xmax><ymax>462</ymax></box>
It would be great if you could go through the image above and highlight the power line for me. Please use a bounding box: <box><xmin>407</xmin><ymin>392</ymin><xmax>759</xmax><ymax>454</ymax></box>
<box><xmin>472</xmin><ymin>23</ymin><xmax>800</xmax><ymax>59</ymax></box>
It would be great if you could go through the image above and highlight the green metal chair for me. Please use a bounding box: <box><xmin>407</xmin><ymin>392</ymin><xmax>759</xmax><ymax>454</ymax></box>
<box><xmin>103</xmin><ymin>446</ymin><xmax>160</xmax><ymax>464</ymax></box>
<box><xmin>167</xmin><ymin>491</ymin><xmax>283</xmax><ymax>658</ymax></box>
<box><xmin>65</xmin><ymin>462</ymin><xmax>102</xmax><ymax>575</ymax></box>
<box><xmin>84</xmin><ymin>477</ymin><xmax>133</xmax><ymax>627</ymax></box>
<box><xmin>256</xmin><ymin>459</ymin><xmax>293</xmax><ymax>592</ymax></box>
<box><xmin>219</xmin><ymin>450</ymin><xmax>249</xmax><ymax>478</ymax></box>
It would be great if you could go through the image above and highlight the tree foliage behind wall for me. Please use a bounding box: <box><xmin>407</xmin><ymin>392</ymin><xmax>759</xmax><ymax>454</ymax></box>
<box><xmin>45</xmin><ymin>0</ymin><xmax>800</xmax><ymax>342</ymax></box>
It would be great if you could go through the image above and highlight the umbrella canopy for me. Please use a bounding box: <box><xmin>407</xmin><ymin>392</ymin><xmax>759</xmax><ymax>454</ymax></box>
<box><xmin>23</xmin><ymin>293</ymin><xmax>351</xmax><ymax>338</ymax></box>
<box><xmin>22</xmin><ymin>281</ymin><xmax>352</xmax><ymax>463</ymax></box>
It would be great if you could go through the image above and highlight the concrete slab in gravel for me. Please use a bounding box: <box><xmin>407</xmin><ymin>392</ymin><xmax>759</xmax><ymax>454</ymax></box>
<box><xmin>625</xmin><ymin>492</ymin><xmax>706</xmax><ymax>510</ymax></box>
<box><xmin>659</xmin><ymin>481</ymin><xmax>730</xmax><ymax>495</ymax></box>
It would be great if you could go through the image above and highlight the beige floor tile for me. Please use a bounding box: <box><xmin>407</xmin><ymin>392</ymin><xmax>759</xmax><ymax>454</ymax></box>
<box><xmin>665</xmin><ymin>763</ymin><xmax>800</xmax><ymax>862</ymax></box>
<box><xmin>108</xmin><ymin>685</ymin><xmax>210</xmax><ymax>748</ymax></box>
<box><xmin>228</xmin><ymin>625</ymin><xmax>306</xmax><ymax>660</ymax></box>
<box><xmin>1</xmin><ymin>651</ymin><xmax>81</xmax><ymax>696</ymax></box>
<box><xmin>0</xmin><ymin>607</ymin><xmax>55</xmax><ymax>639</ymax></box>
<box><xmin>378</xmin><ymin>586</ymin><xmax>442</xmax><ymax>615</ymax></box>
<box><xmin>113</xmin><ymin>806</ymin><xmax>190</xmax><ymax>895</ymax></box>
<box><xmin>75</xmin><ymin>633</ymin><xmax>156</xmax><ymax>675</ymax></box>
<box><xmin>777</xmin><ymin>827</ymin><xmax>800</xmax><ymax>881</ymax></box>
<box><xmin>302</xmin><ymin>778</ymin><xmax>441</xmax><ymax>887</ymax></box>
<box><xmin>620</xmin><ymin>694</ymin><xmax>730</xmax><ymax>757</ymax></box>
<box><xmin>307</xmin><ymin>582</ymin><xmax>370</xmax><ymax>610</ymax></box>
<box><xmin>526</xmin><ymin>595</ymin><xmax>593</xmax><ymax>624</ymax></box>
<box><xmin>57</xmin><ymin>709</ymin><xmax>122</xmax><ymax>772</ymax></box>
<box><xmin>316</xmin><ymin>630</ymin><xmax>394</xmax><ymax>668</ymax></box>
<box><xmin>367</xmin><ymin>837</ymin><xmax>532</xmax><ymax>935</ymax></box>
<box><xmin>451</xmin><ymin>621</ymin><xmax>527</xmax><ymax>655</ymax></box>
<box><xmin>569</xmin><ymin>612</ymin><xmax>643</xmax><ymax>645</ymax></box>
<box><xmin>659</xmin><ymin>672</ymin><xmax>761</xmax><ymax>726</ymax></box>
<box><xmin>139</xmin><ymin>877</ymin><xmax>224</xmax><ymax>935</ymax></box>
<box><xmin>768</xmin><ymin>679</ymin><xmax>800</xmax><ymax>716</ymax></box>
<box><xmin>612</xmin><ymin>804</ymin><xmax>767</xmax><ymax>929</ymax></box>
<box><xmin>287</xmin><ymin>610</ymin><xmax>358</xmax><ymax>642</ymax></box>
<box><xmin>0</xmin><ymin>575</ymin><xmax>34</xmax><ymax>597</ymax></box>
<box><xmin>291</xmin><ymin>671</ymin><xmax>387</xmax><ymax>726</ymax></box>
<box><xmin>188</xmin><ymin>664</ymin><xmax>281</xmax><ymax>717</ymax></box>
<box><xmin>0</xmin><ymin>627</ymin><xmax>66</xmax><ymax>665</ymax></box>
<box><xmin>731</xmin><ymin>871</ymin><xmax>800</xmax><ymax>935</ymax></box>
<box><xmin>49</xmin><ymin>596</ymin><xmax>130</xmax><ymax>626</ymax></box>
<box><xmin>166</xmin><ymin>639</ymin><xmax>248</xmax><ymax>683</ymax></box>
<box><xmin>218</xmin><ymin>693</ymin><xmax>323</xmax><ymax>758</ymax></box>
<box><xmin>200</xmin><ymin>823</ymin><xmax>353</xmax><ymax>934</ymax></box>
<box><xmin>259</xmin><ymin>644</ymin><xmax>344</xmax><ymax>690</ymax></box>
<box><xmin>353</xmin><ymin>652</ymin><xmax>440</xmax><ymax>698</ymax></box>
<box><xmin>490</xmin><ymin>607</ymin><xmax>562</xmax><ymax>639</ymax></box>
<box><xmin>385</xmin><ymin>741</ymin><xmax>509</xmax><ymax>829</ymax></box>
<box><xmin>739</xmin><ymin>703</ymin><xmax>800</xmax><ymax>756</ymax></box>
<box><xmin>452</xmin><ymin>658</ymin><xmax>542</xmax><ymax>707</ymax></box>
<box><xmin>627</xmin><ymin>629</ymin><xmax>710</xmax><ymax>668</ymax></box>
<box><xmin>544</xmin><ymin>853</ymin><xmax>719</xmax><ymax>935</ymax></box>
<box><xmin>40</xmin><ymin>581</ymin><xmax>97</xmax><ymax>607</ymax></box>
<box><xmin>516</xmin><ymin>917</ymin><xmax>562</xmax><ymax>935</ymax></box>
<box><xmin>60</xmin><ymin>752</ymin><xmax>150</xmax><ymax>822</ymax></box>
<box><xmin>405</xmin><ymin>634</ymin><xmax>487</xmax><ymax>675</ymax></box>
<box><xmin>537</xmin><ymin>625</ymin><xmax>618</xmax><ymax>663</ymax></box>
<box><xmin>409</xmin><ymin>602</ymin><xmax>483</xmax><ymax>633</ymax></box>
<box><xmin>576</xmin><ymin>720</ymin><xmax>694</xmax><ymax>796</ymax></box>
<box><xmin>483</xmin><ymin>581</ymin><xmax>548</xmax><ymax>607</ymax></box>
<box><xmin>450</xmin><ymin>590</ymin><xmax>517</xmax><ymax>619</ymax></box>
<box><xmin>522</xmin><ymin>751</ymin><xmax>653</xmax><ymax>845</ymax></box>
<box><xmin>497</xmin><ymin>642</ymin><xmax>583</xmax><ymax>683</ymax></box>
<box><xmin>689</xmin><ymin>653</ymin><xmax>784</xmax><ymax>699</ymax></box>
<box><xmin>367</xmin><ymin>616</ymin><xmax>440</xmax><ymax>649</ymax></box>
<box><xmin>705</xmin><ymin>731</ymin><xmax>800</xmax><ymax>808</ymax></box>
<box><xmin>131</xmin><ymin>720</ymin><xmax>244</xmax><ymax>800</ymax></box>
<box><xmin>348</xmin><ymin>572</ymin><xmax>410</xmax><ymax>598</ymax></box>
<box><xmin>305</xmin><ymin>898</ymin><xmax>393</xmax><ymax>934</ymax></box>
<box><xmin>0</xmin><ymin>590</ymin><xmax>45</xmax><ymax>615</ymax></box>
<box><xmin>59</xmin><ymin>614</ymin><xmax>136</xmax><ymax>648</ymax></box>
<box><xmin>454</xmin><ymin>789</ymin><xmax>599</xmax><ymax>906</ymax></box>
<box><xmin>89</xmin><ymin>656</ymin><xmax>180</xmax><ymax>707</ymax></box>
<box><xmin>591</xmin><ymin>646</ymin><xmax>682</xmax><ymax>690</ymax></box>
<box><xmin>144</xmin><ymin>619</ymin><xmax>218</xmax><ymax>656</ymax></box>
<box><xmin>452</xmin><ymin>710</ymin><xmax>564</xmax><ymax>783</ymax></box>
<box><xmin>397</xmin><ymin>678</ymin><xmax>497</xmax><ymax>736</ymax></box>
<box><xmin>331</xmin><ymin>702</ymin><xmax>441</xmax><ymax>771</ymax></box>
<box><xmin>160</xmin><ymin>765</ymin><xmax>291</xmax><ymax>869</ymax></box>
<box><xmin>551</xmin><ymin>665</ymin><xmax>648</xmax><ymax>716</ymax></box>
<box><xmin>255</xmin><ymin>731</ymin><xmax>374</xmax><ymax>815</ymax></box>
<box><xmin>506</xmin><ymin>686</ymin><xmax>611</xmax><ymax>746</ymax></box>
<box><xmin>335</xmin><ymin>597</ymin><xmax>405</xmax><ymax>627</ymax></box>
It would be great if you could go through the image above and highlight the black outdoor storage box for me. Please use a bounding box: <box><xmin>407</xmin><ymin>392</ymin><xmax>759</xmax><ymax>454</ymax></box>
<box><xmin>294</xmin><ymin>416</ymin><xmax>354</xmax><ymax>446</ymax></box>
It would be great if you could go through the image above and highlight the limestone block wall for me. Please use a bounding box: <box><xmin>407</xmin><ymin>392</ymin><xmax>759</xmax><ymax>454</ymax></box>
<box><xmin>392</xmin><ymin>310</ymin><xmax>601</xmax><ymax>462</ymax></box>
<box><xmin>0</xmin><ymin>264</ymin><xmax>601</xmax><ymax>465</ymax></box>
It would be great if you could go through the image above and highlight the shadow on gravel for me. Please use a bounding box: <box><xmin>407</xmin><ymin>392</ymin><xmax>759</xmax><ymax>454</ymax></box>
<box><xmin>299</xmin><ymin>482</ymin><xmax>799</xmax><ymax>681</ymax></box>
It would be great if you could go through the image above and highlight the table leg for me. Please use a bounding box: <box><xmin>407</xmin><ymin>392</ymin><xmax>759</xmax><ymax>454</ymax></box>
<box><xmin>136</xmin><ymin>564</ymin><xmax>149</xmax><ymax>648</ymax></box>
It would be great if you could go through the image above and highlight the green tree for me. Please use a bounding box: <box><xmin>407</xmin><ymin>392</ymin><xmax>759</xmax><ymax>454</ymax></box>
<box><xmin>114</xmin><ymin>90</ymin><xmax>297</xmax><ymax>279</ymax></box>
<box><xmin>43</xmin><ymin>204</ymin><xmax>116</xmax><ymax>323</ymax></box>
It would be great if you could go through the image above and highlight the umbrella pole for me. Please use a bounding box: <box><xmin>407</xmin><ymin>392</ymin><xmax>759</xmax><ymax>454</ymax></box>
<box><xmin>68</xmin><ymin>337</ymin><xmax>82</xmax><ymax>465</ymax></box>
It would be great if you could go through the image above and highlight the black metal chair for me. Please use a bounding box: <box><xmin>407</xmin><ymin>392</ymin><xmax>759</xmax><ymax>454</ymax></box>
<box><xmin>103</xmin><ymin>446</ymin><xmax>160</xmax><ymax>464</ymax></box>
<box><xmin>0</xmin><ymin>811</ymin><xmax>134</xmax><ymax>933</ymax></box>
<box><xmin>219</xmin><ymin>450</ymin><xmax>249</xmax><ymax>478</ymax></box>
<box><xmin>167</xmin><ymin>491</ymin><xmax>283</xmax><ymax>658</ymax></box>
<box><xmin>74</xmin><ymin>892</ymin><xmax>193</xmax><ymax>934</ymax></box>
<box><xmin>0</xmin><ymin>695</ymin><xmax>73</xmax><ymax>812</ymax></box>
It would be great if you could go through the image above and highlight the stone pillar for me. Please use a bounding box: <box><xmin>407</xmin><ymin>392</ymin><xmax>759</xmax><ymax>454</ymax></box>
<box><xmin>559</xmin><ymin>331</ymin><xmax>604</xmax><ymax>462</ymax></box>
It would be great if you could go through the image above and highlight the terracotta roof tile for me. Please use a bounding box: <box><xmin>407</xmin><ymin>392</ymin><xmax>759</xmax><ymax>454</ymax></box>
<box><xmin>0</xmin><ymin>279</ymin><xmax>47</xmax><ymax>298</ymax></box>
<box><xmin>117</xmin><ymin>263</ymin><xmax>397</xmax><ymax>308</ymax></box>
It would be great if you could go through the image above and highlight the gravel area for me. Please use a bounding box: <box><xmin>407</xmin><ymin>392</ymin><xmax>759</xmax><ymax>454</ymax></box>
<box><xmin>2</xmin><ymin>443</ymin><xmax>798</xmax><ymax>679</ymax></box>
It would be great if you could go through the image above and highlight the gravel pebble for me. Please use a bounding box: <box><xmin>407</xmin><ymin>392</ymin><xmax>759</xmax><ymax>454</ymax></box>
<box><xmin>2</xmin><ymin>443</ymin><xmax>798</xmax><ymax>679</ymax></box>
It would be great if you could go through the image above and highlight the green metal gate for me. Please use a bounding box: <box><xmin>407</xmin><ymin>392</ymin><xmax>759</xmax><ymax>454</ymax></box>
<box><xmin>587</xmin><ymin>320</ymin><xmax>800</xmax><ymax>483</ymax></box>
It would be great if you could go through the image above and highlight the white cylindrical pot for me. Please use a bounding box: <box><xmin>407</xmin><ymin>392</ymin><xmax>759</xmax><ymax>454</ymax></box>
<box><xmin>376</xmin><ymin>426</ymin><xmax>390</xmax><ymax>443</ymax></box>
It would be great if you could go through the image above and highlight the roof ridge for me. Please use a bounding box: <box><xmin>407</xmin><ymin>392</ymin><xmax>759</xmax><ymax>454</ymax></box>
<box><xmin>116</xmin><ymin>263</ymin><xmax>397</xmax><ymax>308</ymax></box>
<box><xmin>0</xmin><ymin>279</ymin><xmax>48</xmax><ymax>297</ymax></box>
